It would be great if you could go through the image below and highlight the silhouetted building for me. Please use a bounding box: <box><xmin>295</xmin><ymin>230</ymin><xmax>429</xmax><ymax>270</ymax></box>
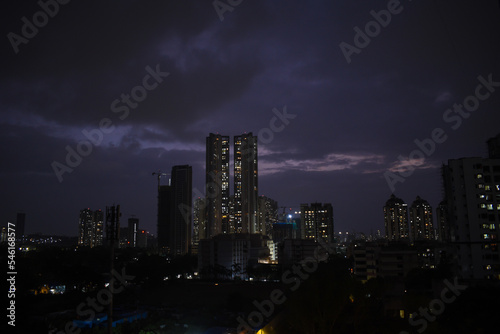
<box><xmin>78</xmin><ymin>208</ymin><xmax>104</xmax><ymax>248</ymax></box>
<box><xmin>128</xmin><ymin>217</ymin><xmax>139</xmax><ymax>247</ymax></box>
<box><xmin>383</xmin><ymin>195</ymin><xmax>409</xmax><ymax>242</ymax></box>
<box><xmin>278</xmin><ymin>238</ymin><xmax>333</xmax><ymax>268</ymax></box>
<box><xmin>206</xmin><ymin>133</ymin><xmax>230</xmax><ymax>237</ymax></box>
<box><xmin>198</xmin><ymin>233</ymin><xmax>269</xmax><ymax>279</ymax></box>
<box><xmin>257</xmin><ymin>195</ymin><xmax>278</xmax><ymax>237</ymax></box>
<box><xmin>192</xmin><ymin>197</ymin><xmax>206</xmax><ymax>254</ymax></box>
<box><xmin>119</xmin><ymin>227</ymin><xmax>128</xmax><ymax>248</ymax></box>
<box><xmin>157</xmin><ymin>165</ymin><xmax>193</xmax><ymax>256</ymax></box>
<box><xmin>234</xmin><ymin>133</ymin><xmax>258</xmax><ymax>234</ymax></box>
<box><xmin>443</xmin><ymin>152</ymin><xmax>500</xmax><ymax>281</ymax></box>
<box><xmin>272</xmin><ymin>222</ymin><xmax>296</xmax><ymax>243</ymax></box>
<box><xmin>351</xmin><ymin>240</ymin><xmax>448</xmax><ymax>281</ymax></box>
<box><xmin>435</xmin><ymin>200</ymin><xmax>450</xmax><ymax>242</ymax></box>
<box><xmin>16</xmin><ymin>212</ymin><xmax>26</xmax><ymax>240</ymax></box>
<box><xmin>300</xmin><ymin>203</ymin><xmax>334</xmax><ymax>243</ymax></box>
<box><xmin>137</xmin><ymin>229</ymin><xmax>148</xmax><ymax>248</ymax></box>
<box><xmin>487</xmin><ymin>133</ymin><xmax>500</xmax><ymax>159</ymax></box>
<box><xmin>409</xmin><ymin>196</ymin><xmax>434</xmax><ymax>242</ymax></box>
<box><xmin>157</xmin><ymin>184</ymin><xmax>173</xmax><ymax>251</ymax></box>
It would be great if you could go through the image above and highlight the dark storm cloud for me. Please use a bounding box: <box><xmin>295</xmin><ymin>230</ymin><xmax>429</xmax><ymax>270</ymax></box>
<box><xmin>1</xmin><ymin>0</ymin><xmax>500</xmax><ymax>235</ymax></box>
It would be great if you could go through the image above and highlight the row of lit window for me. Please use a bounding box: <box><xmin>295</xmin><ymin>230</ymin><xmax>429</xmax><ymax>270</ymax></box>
<box><xmin>477</xmin><ymin>184</ymin><xmax>500</xmax><ymax>191</ymax></box>
<box><xmin>479</xmin><ymin>204</ymin><xmax>500</xmax><ymax>210</ymax></box>
<box><xmin>482</xmin><ymin>223</ymin><xmax>497</xmax><ymax>230</ymax></box>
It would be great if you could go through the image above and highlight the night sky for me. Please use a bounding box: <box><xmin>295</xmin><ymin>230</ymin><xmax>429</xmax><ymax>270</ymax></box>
<box><xmin>1</xmin><ymin>0</ymin><xmax>500</xmax><ymax>237</ymax></box>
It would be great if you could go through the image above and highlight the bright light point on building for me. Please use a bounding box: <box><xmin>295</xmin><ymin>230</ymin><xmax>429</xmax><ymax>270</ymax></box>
<box><xmin>104</xmin><ymin>283</ymin><xmax>110</xmax><ymax>288</ymax></box>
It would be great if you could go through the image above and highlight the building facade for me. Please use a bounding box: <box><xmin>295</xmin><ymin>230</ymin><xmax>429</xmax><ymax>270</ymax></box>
<box><xmin>198</xmin><ymin>233</ymin><xmax>270</xmax><ymax>279</ymax></box>
<box><xmin>206</xmin><ymin>133</ymin><xmax>230</xmax><ymax>237</ymax></box>
<box><xmin>300</xmin><ymin>202</ymin><xmax>334</xmax><ymax>243</ymax></box>
<box><xmin>257</xmin><ymin>195</ymin><xmax>278</xmax><ymax>237</ymax></box>
<box><xmin>384</xmin><ymin>195</ymin><xmax>409</xmax><ymax>242</ymax></box>
<box><xmin>127</xmin><ymin>217</ymin><xmax>139</xmax><ymax>247</ymax></box>
<box><xmin>157</xmin><ymin>165</ymin><xmax>192</xmax><ymax>256</ymax></box>
<box><xmin>409</xmin><ymin>196</ymin><xmax>434</xmax><ymax>242</ymax></box>
<box><xmin>78</xmin><ymin>208</ymin><xmax>104</xmax><ymax>248</ymax></box>
<box><xmin>192</xmin><ymin>197</ymin><xmax>206</xmax><ymax>254</ymax></box>
<box><xmin>435</xmin><ymin>200</ymin><xmax>450</xmax><ymax>242</ymax></box>
<box><xmin>443</xmin><ymin>155</ymin><xmax>500</xmax><ymax>280</ymax></box>
<box><xmin>234</xmin><ymin>133</ymin><xmax>258</xmax><ymax>234</ymax></box>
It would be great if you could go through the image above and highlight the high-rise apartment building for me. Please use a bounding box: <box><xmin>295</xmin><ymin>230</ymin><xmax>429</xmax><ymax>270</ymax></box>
<box><xmin>234</xmin><ymin>133</ymin><xmax>258</xmax><ymax>234</ymax></box>
<box><xmin>300</xmin><ymin>203</ymin><xmax>334</xmax><ymax>243</ymax></box>
<box><xmin>409</xmin><ymin>196</ymin><xmax>434</xmax><ymax>242</ymax></box>
<box><xmin>257</xmin><ymin>196</ymin><xmax>278</xmax><ymax>237</ymax></box>
<box><xmin>383</xmin><ymin>194</ymin><xmax>409</xmax><ymax>241</ymax></box>
<box><xmin>78</xmin><ymin>208</ymin><xmax>104</xmax><ymax>248</ymax></box>
<box><xmin>157</xmin><ymin>184</ymin><xmax>173</xmax><ymax>251</ymax></box>
<box><xmin>127</xmin><ymin>217</ymin><xmax>139</xmax><ymax>247</ymax></box>
<box><xmin>157</xmin><ymin>165</ymin><xmax>192</xmax><ymax>256</ymax></box>
<box><xmin>435</xmin><ymin>201</ymin><xmax>450</xmax><ymax>242</ymax></box>
<box><xmin>192</xmin><ymin>197</ymin><xmax>206</xmax><ymax>253</ymax></box>
<box><xmin>443</xmin><ymin>141</ymin><xmax>500</xmax><ymax>280</ymax></box>
<box><xmin>206</xmin><ymin>133</ymin><xmax>230</xmax><ymax>237</ymax></box>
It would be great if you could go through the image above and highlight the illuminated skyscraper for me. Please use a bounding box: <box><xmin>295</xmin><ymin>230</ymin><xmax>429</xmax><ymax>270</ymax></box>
<box><xmin>383</xmin><ymin>194</ymin><xmax>409</xmax><ymax>241</ymax></box>
<box><xmin>409</xmin><ymin>196</ymin><xmax>434</xmax><ymax>242</ymax></box>
<box><xmin>78</xmin><ymin>208</ymin><xmax>104</xmax><ymax>248</ymax></box>
<box><xmin>206</xmin><ymin>133</ymin><xmax>230</xmax><ymax>237</ymax></box>
<box><xmin>234</xmin><ymin>133</ymin><xmax>258</xmax><ymax>234</ymax></box>
<box><xmin>300</xmin><ymin>202</ymin><xmax>334</xmax><ymax>243</ymax></box>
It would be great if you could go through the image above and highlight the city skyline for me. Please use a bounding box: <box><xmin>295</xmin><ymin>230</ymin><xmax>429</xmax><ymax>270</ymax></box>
<box><xmin>1</xmin><ymin>1</ymin><xmax>500</xmax><ymax>237</ymax></box>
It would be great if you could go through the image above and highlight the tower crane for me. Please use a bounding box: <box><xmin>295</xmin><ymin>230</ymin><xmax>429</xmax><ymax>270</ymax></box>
<box><xmin>152</xmin><ymin>170</ymin><xmax>170</xmax><ymax>190</ymax></box>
